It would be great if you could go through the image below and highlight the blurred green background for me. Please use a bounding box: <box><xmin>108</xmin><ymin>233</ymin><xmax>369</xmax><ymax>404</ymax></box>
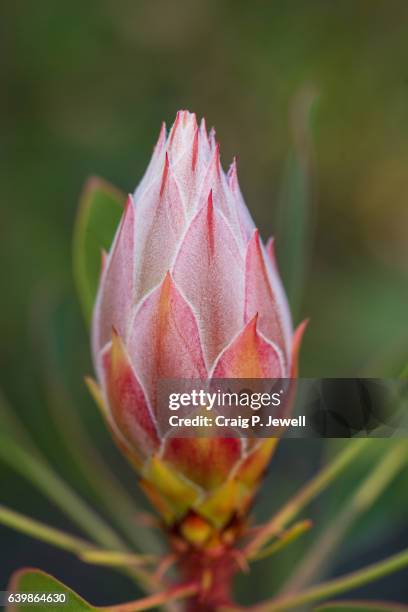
<box><xmin>1</xmin><ymin>0</ymin><xmax>407</xmax><ymax>607</ymax></box>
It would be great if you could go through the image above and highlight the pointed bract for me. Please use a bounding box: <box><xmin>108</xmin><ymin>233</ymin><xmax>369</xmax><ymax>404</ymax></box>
<box><xmin>212</xmin><ymin>315</ymin><xmax>284</xmax><ymax>379</ymax></box>
<box><xmin>128</xmin><ymin>272</ymin><xmax>208</xmax><ymax>413</ymax></box>
<box><xmin>133</xmin><ymin>158</ymin><xmax>186</xmax><ymax>301</ymax></box>
<box><xmin>228</xmin><ymin>158</ymin><xmax>256</xmax><ymax>242</ymax></box>
<box><xmin>244</xmin><ymin>230</ymin><xmax>292</xmax><ymax>368</ymax></box>
<box><xmin>102</xmin><ymin>330</ymin><xmax>160</xmax><ymax>457</ymax></box>
<box><xmin>163</xmin><ymin>437</ymin><xmax>242</xmax><ymax>491</ymax></box>
<box><xmin>92</xmin><ymin>195</ymin><xmax>135</xmax><ymax>360</ymax></box>
<box><xmin>173</xmin><ymin>194</ymin><xmax>244</xmax><ymax>369</ymax></box>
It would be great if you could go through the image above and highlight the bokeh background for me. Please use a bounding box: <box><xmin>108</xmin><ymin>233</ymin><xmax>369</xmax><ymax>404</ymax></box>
<box><xmin>1</xmin><ymin>0</ymin><xmax>407</xmax><ymax>607</ymax></box>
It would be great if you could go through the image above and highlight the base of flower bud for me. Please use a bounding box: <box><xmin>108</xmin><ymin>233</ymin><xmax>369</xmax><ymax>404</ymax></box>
<box><xmin>167</xmin><ymin>512</ymin><xmax>247</xmax><ymax>611</ymax></box>
<box><xmin>177</xmin><ymin>545</ymin><xmax>240</xmax><ymax>611</ymax></box>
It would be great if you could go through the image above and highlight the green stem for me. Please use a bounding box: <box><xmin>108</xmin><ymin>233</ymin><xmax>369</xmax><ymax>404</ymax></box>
<box><xmin>251</xmin><ymin>520</ymin><xmax>312</xmax><ymax>562</ymax></box>
<box><xmin>79</xmin><ymin>549</ymin><xmax>156</xmax><ymax>567</ymax></box>
<box><xmin>0</xmin><ymin>505</ymin><xmax>155</xmax><ymax>568</ymax></box>
<box><xmin>281</xmin><ymin>441</ymin><xmax>408</xmax><ymax>594</ymax></box>
<box><xmin>247</xmin><ymin>548</ymin><xmax>408</xmax><ymax>611</ymax></box>
<box><xmin>245</xmin><ymin>439</ymin><xmax>368</xmax><ymax>558</ymax></box>
<box><xmin>0</xmin><ymin>504</ymin><xmax>92</xmax><ymax>554</ymax></box>
<box><xmin>0</xmin><ymin>435</ymin><xmax>125</xmax><ymax>551</ymax></box>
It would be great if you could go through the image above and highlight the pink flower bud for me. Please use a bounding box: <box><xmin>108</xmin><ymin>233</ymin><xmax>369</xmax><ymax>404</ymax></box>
<box><xmin>89</xmin><ymin>110</ymin><xmax>306</xmax><ymax>541</ymax></box>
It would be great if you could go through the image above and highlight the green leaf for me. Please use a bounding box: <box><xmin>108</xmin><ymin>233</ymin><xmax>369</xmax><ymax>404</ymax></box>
<box><xmin>275</xmin><ymin>87</ymin><xmax>318</xmax><ymax>316</ymax></box>
<box><xmin>0</xmin><ymin>505</ymin><xmax>156</xmax><ymax>571</ymax></box>
<box><xmin>280</xmin><ymin>441</ymin><xmax>408</xmax><ymax>594</ymax></box>
<box><xmin>245</xmin><ymin>439</ymin><xmax>368</xmax><ymax>558</ymax></box>
<box><xmin>249</xmin><ymin>547</ymin><xmax>408</xmax><ymax>611</ymax></box>
<box><xmin>0</xmin><ymin>504</ymin><xmax>92</xmax><ymax>555</ymax></box>
<box><xmin>400</xmin><ymin>363</ymin><xmax>408</xmax><ymax>379</ymax></box>
<box><xmin>0</xmin><ymin>434</ymin><xmax>126</xmax><ymax>551</ymax></box>
<box><xmin>34</xmin><ymin>298</ymin><xmax>163</xmax><ymax>554</ymax></box>
<box><xmin>7</xmin><ymin>569</ymin><xmax>96</xmax><ymax>611</ymax></box>
<box><xmin>252</xmin><ymin>519</ymin><xmax>313</xmax><ymax>562</ymax></box>
<box><xmin>0</xmin><ymin>391</ymin><xmax>38</xmax><ymax>454</ymax></box>
<box><xmin>7</xmin><ymin>570</ymin><xmax>198</xmax><ymax>612</ymax></box>
<box><xmin>79</xmin><ymin>549</ymin><xmax>156</xmax><ymax>567</ymax></box>
<box><xmin>315</xmin><ymin>601</ymin><xmax>408</xmax><ymax>612</ymax></box>
<box><xmin>73</xmin><ymin>177</ymin><xmax>125</xmax><ymax>324</ymax></box>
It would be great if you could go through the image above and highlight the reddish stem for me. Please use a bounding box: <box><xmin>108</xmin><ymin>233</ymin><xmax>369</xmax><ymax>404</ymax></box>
<box><xmin>179</xmin><ymin>549</ymin><xmax>239</xmax><ymax>612</ymax></box>
<box><xmin>103</xmin><ymin>581</ymin><xmax>198</xmax><ymax>611</ymax></box>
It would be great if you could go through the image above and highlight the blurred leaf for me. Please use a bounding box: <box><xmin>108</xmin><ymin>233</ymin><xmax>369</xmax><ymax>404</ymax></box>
<box><xmin>321</xmin><ymin>440</ymin><xmax>408</xmax><ymax>563</ymax></box>
<box><xmin>73</xmin><ymin>177</ymin><xmax>125</xmax><ymax>324</ymax></box>
<box><xmin>0</xmin><ymin>429</ymin><xmax>160</xmax><ymax>593</ymax></box>
<box><xmin>0</xmin><ymin>391</ymin><xmax>39</xmax><ymax>454</ymax></box>
<box><xmin>79</xmin><ymin>549</ymin><xmax>156</xmax><ymax>568</ymax></box>
<box><xmin>6</xmin><ymin>567</ymin><xmax>197</xmax><ymax>611</ymax></box>
<box><xmin>400</xmin><ymin>363</ymin><xmax>408</xmax><ymax>379</ymax></box>
<box><xmin>0</xmin><ymin>434</ymin><xmax>126</xmax><ymax>551</ymax></box>
<box><xmin>276</xmin><ymin>87</ymin><xmax>318</xmax><ymax>316</ymax></box>
<box><xmin>252</xmin><ymin>520</ymin><xmax>312</xmax><ymax>562</ymax></box>
<box><xmin>245</xmin><ymin>439</ymin><xmax>368</xmax><ymax>558</ymax></box>
<box><xmin>280</xmin><ymin>441</ymin><xmax>408</xmax><ymax>594</ymax></box>
<box><xmin>33</xmin><ymin>298</ymin><xmax>163</xmax><ymax>554</ymax></box>
<box><xmin>7</xmin><ymin>569</ymin><xmax>95</xmax><ymax>611</ymax></box>
<box><xmin>248</xmin><ymin>548</ymin><xmax>408</xmax><ymax>612</ymax></box>
<box><xmin>0</xmin><ymin>505</ymin><xmax>155</xmax><ymax>571</ymax></box>
<box><xmin>0</xmin><ymin>504</ymin><xmax>92</xmax><ymax>555</ymax></box>
<box><xmin>315</xmin><ymin>601</ymin><xmax>408</xmax><ymax>611</ymax></box>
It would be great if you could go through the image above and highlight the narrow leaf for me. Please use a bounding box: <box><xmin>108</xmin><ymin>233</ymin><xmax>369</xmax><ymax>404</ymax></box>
<box><xmin>0</xmin><ymin>408</ymin><xmax>159</xmax><ymax>594</ymax></box>
<box><xmin>0</xmin><ymin>435</ymin><xmax>126</xmax><ymax>551</ymax></box>
<box><xmin>35</xmin><ymin>299</ymin><xmax>163</xmax><ymax>553</ymax></box>
<box><xmin>281</xmin><ymin>441</ymin><xmax>408</xmax><ymax>594</ymax></box>
<box><xmin>247</xmin><ymin>548</ymin><xmax>408</xmax><ymax>611</ymax></box>
<box><xmin>0</xmin><ymin>505</ymin><xmax>155</xmax><ymax>570</ymax></box>
<box><xmin>0</xmin><ymin>504</ymin><xmax>92</xmax><ymax>554</ymax></box>
<box><xmin>0</xmin><ymin>391</ymin><xmax>38</xmax><ymax>453</ymax></box>
<box><xmin>245</xmin><ymin>439</ymin><xmax>368</xmax><ymax>558</ymax></box>
<box><xmin>73</xmin><ymin>176</ymin><xmax>125</xmax><ymax>324</ymax></box>
<box><xmin>275</xmin><ymin>87</ymin><xmax>318</xmax><ymax>315</ymax></box>
<box><xmin>400</xmin><ymin>364</ymin><xmax>408</xmax><ymax>379</ymax></box>
<box><xmin>315</xmin><ymin>601</ymin><xmax>408</xmax><ymax>612</ymax></box>
<box><xmin>252</xmin><ymin>520</ymin><xmax>312</xmax><ymax>562</ymax></box>
<box><xmin>79</xmin><ymin>550</ymin><xmax>156</xmax><ymax>567</ymax></box>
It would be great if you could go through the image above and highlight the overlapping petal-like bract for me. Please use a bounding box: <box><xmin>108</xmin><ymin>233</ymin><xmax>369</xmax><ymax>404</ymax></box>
<box><xmin>90</xmin><ymin>110</ymin><xmax>305</xmax><ymax>547</ymax></box>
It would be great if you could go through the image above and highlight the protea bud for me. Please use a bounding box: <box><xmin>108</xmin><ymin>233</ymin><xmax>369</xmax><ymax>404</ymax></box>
<box><xmin>88</xmin><ymin>110</ymin><xmax>305</xmax><ymax>555</ymax></box>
